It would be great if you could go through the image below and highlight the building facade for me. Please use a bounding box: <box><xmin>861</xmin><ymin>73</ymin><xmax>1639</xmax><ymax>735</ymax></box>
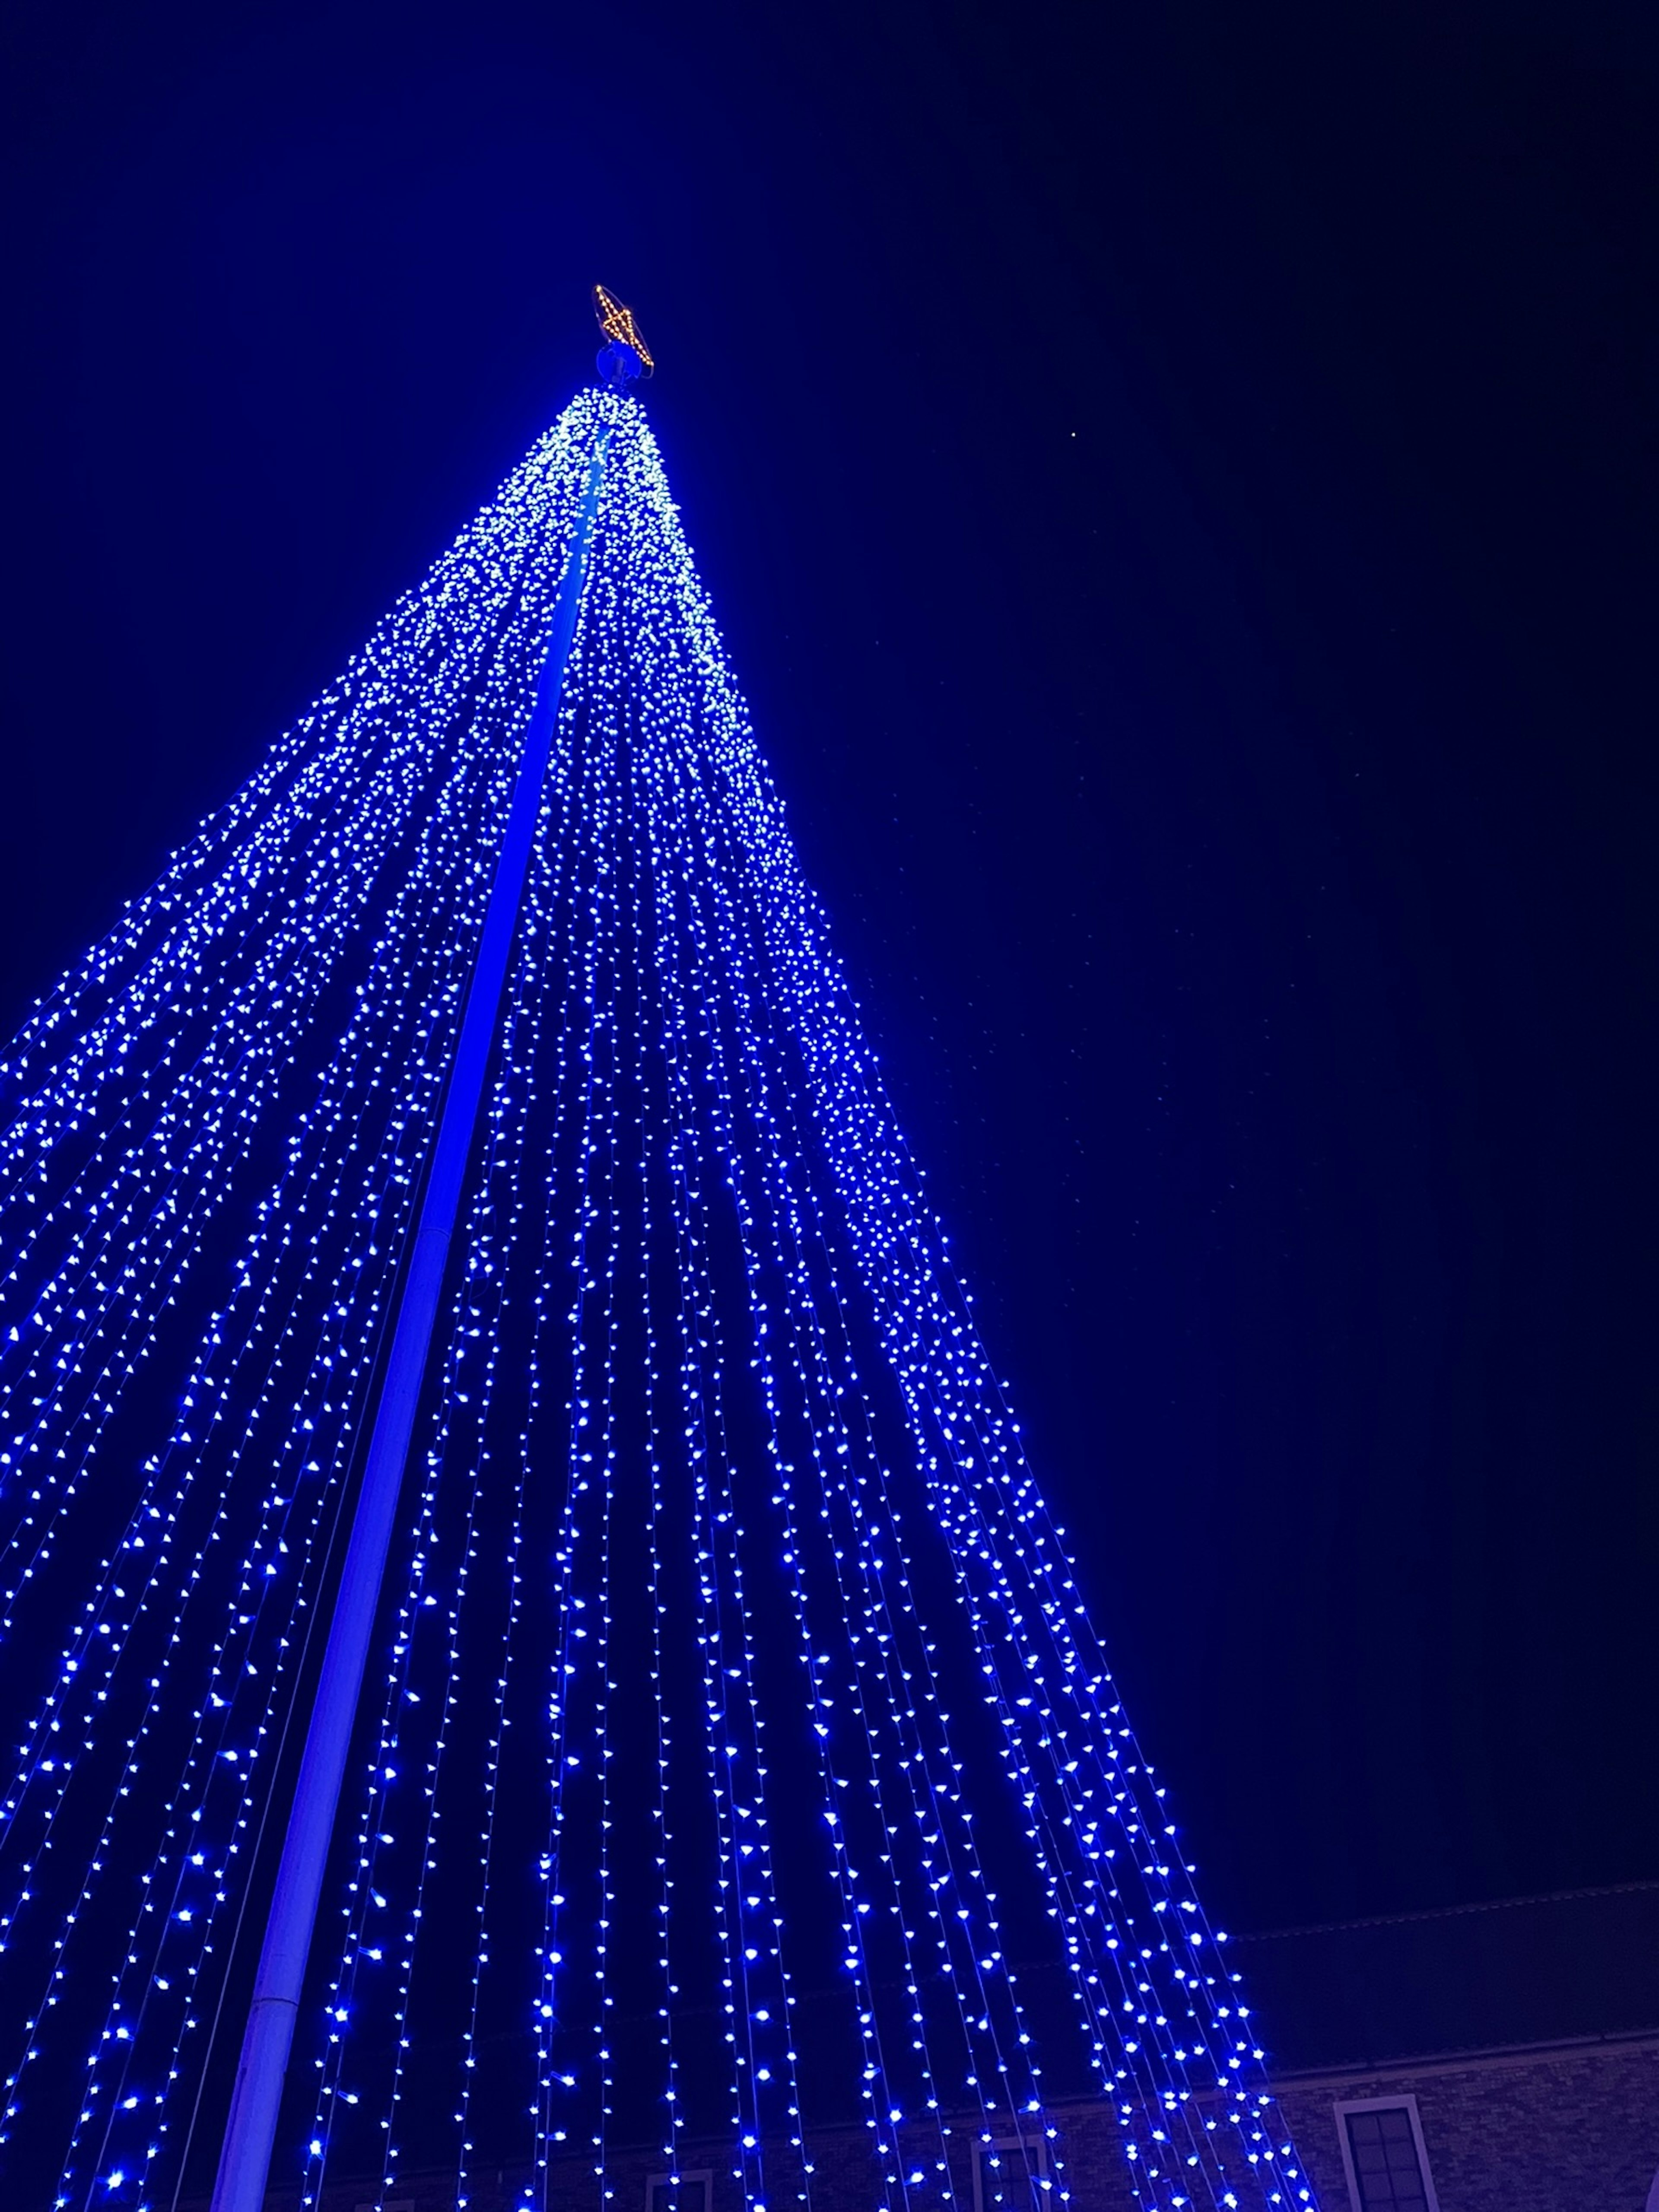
<box><xmin>215</xmin><ymin>1885</ymin><xmax>1659</xmax><ymax>2212</ymax></box>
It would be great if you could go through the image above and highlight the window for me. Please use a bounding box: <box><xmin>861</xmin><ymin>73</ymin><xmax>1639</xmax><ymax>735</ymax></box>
<box><xmin>647</xmin><ymin>2171</ymin><xmax>712</xmax><ymax>2212</ymax></box>
<box><xmin>972</xmin><ymin>2131</ymin><xmax>1050</xmax><ymax>2212</ymax></box>
<box><xmin>1335</xmin><ymin>2098</ymin><xmax>1438</xmax><ymax>2212</ymax></box>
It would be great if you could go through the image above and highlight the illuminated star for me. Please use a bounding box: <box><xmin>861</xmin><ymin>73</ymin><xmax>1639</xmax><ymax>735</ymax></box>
<box><xmin>592</xmin><ymin>284</ymin><xmax>654</xmax><ymax>372</ymax></box>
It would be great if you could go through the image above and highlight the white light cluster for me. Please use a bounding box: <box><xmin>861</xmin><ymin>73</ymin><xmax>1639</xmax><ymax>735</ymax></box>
<box><xmin>0</xmin><ymin>388</ymin><xmax>1312</xmax><ymax>2212</ymax></box>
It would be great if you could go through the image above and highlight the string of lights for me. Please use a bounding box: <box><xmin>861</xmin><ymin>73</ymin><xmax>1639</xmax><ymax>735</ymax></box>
<box><xmin>0</xmin><ymin>386</ymin><xmax>1312</xmax><ymax>2212</ymax></box>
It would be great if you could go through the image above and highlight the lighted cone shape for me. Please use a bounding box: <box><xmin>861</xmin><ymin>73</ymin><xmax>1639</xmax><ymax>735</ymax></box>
<box><xmin>0</xmin><ymin>387</ymin><xmax>1310</xmax><ymax>2212</ymax></box>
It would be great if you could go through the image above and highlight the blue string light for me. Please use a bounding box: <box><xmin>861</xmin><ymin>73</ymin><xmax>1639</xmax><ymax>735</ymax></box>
<box><xmin>0</xmin><ymin>388</ymin><xmax>1313</xmax><ymax>2212</ymax></box>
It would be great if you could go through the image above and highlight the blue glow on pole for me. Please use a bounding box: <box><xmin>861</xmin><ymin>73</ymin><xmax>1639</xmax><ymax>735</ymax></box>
<box><xmin>207</xmin><ymin>429</ymin><xmax>611</xmax><ymax>2212</ymax></box>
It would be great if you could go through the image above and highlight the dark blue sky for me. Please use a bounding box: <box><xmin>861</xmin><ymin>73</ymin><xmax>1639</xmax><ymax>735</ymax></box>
<box><xmin>1</xmin><ymin>0</ymin><xmax>1654</xmax><ymax>1935</ymax></box>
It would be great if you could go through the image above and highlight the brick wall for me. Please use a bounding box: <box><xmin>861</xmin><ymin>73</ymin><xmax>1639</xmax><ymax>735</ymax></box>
<box><xmin>241</xmin><ymin>2032</ymin><xmax>1659</xmax><ymax>2212</ymax></box>
<box><xmin>1273</xmin><ymin>2034</ymin><xmax>1659</xmax><ymax>2212</ymax></box>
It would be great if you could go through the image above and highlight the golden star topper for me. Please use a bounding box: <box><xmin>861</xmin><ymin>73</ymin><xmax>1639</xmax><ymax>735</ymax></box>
<box><xmin>592</xmin><ymin>285</ymin><xmax>654</xmax><ymax>372</ymax></box>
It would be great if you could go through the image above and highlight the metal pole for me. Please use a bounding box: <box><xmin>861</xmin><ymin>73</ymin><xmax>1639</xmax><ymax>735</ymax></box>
<box><xmin>208</xmin><ymin>426</ymin><xmax>611</xmax><ymax>2212</ymax></box>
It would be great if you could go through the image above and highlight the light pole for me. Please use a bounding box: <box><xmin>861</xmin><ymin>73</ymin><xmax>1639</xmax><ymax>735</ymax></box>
<box><xmin>207</xmin><ymin>425</ymin><xmax>612</xmax><ymax>2212</ymax></box>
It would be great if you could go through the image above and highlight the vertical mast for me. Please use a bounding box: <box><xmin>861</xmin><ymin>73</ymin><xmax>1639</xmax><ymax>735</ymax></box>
<box><xmin>208</xmin><ymin>425</ymin><xmax>611</xmax><ymax>2212</ymax></box>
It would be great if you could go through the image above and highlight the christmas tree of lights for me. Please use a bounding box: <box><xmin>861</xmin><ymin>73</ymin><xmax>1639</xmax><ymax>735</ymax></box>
<box><xmin>0</xmin><ymin>354</ymin><xmax>1314</xmax><ymax>2212</ymax></box>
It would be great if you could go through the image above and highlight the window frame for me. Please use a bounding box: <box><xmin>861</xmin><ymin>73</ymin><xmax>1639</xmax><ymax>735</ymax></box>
<box><xmin>646</xmin><ymin>2168</ymin><xmax>715</xmax><ymax>2212</ymax></box>
<box><xmin>970</xmin><ymin>2126</ymin><xmax>1052</xmax><ymax>2212</ymax></box>
<box><xmin>1334</xmin><ymin>2093</ymin><xmax>1440</xmax><ymax>2212</ymax></box>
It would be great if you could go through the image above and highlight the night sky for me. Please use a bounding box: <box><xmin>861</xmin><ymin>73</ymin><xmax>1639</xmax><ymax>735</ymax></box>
<box><xmin>1</xmin><ymin>0</ymin><xmax>1655</xmax><ymax>1942</ymax></box>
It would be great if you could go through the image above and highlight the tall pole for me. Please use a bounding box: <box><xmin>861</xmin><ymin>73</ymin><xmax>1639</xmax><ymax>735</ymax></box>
<box><xmin>208</xmin><ymin>426</ymin><xmax>612</xmax><ymax>2212</ymax></box>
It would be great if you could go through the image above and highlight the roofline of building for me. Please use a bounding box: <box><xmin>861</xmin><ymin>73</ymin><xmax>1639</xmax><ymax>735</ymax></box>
<box><xmin>1255</xmin><ymin>2025</ymin><xmax>1659</xmax><ymax>2091</ymax></box>
<box><xmin>1232</xmin><ymin>1878</ymin><xmax>1659</xmax><ymax>1945</ymax></box>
